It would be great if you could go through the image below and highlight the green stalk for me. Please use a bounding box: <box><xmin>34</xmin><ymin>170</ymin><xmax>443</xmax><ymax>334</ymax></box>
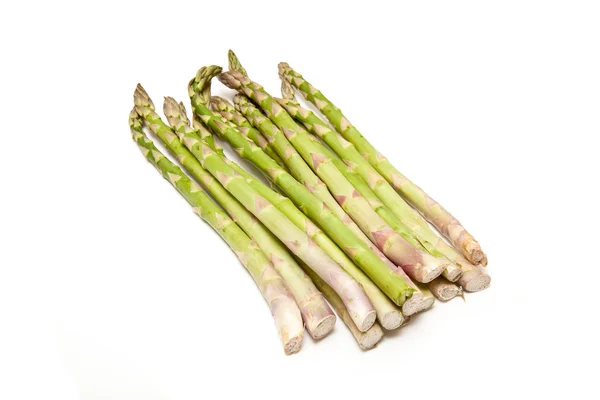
<box><xmin>157</xmin><ymin>95</ymin><xmax>376</xmax><ymax>332</ymax></box>
<box><xmin>189</xmin><ymin>66</ymin><xmax>415</xmax><ymax>306</ymax></box>
<box><xmin>129</xmin><ymin>108</ymin><xmax>303</xmax><ymax>354</ymax></box>
<box><xmin>301</xmin><ymin>262</ymin><xmax>384</xmax><ymax>350</ymax></box>
<box><xmin>224</xmin><ymin>101</ymin><xmax>432</xmax><ymax>316</ymax></box>
<box><xmin>278</xmin><ymin>96</ymin><xmax>462</xmax><ymax>282</ymax></box>
<box><xmin>279</xmin><ymin>62</ymin><xmax>488</xmax><ymax>267</ymax></box>
<box><xmin>219</xmin><ymin>70</ymin><xmax>446</xmax><ymax>284</ymax></box>
<box><xmin>133</xmin><ymin>87</ymin><xmax>336</xmax><ymax>339</ymax></box>
<box><xmin>177</xmin><ymin>96</ymin><xmax>403</xmax><ymax>327</ymax></box>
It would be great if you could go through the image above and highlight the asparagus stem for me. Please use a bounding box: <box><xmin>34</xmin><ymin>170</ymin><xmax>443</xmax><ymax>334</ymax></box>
<box><xmin>220</xmin><ymin>71</ymin><xmax>447</xmax><ymax>284</ymax></box>
<box><xmin>301</xmin><ymin>261</ymin><xmax>384</xmax><ymax>350</ymax></box>
<box><xmin>427</xmin><ymin>278</ymin><xmax>463</xmax><ymax>301</ymax></box>
<box><xmin>158</xmin><ymin>95</ymin><xmax>375</xmax><ymax>332</ymax></box>
<box><xmin>278</xmin><ymin>96</ymin><xmax>462</xmax><ymax>283</ymax></box>
<box><xmin>189</xmin><ymin>66</ymin><xmax>415</xmax><ymax>306</ymax></box>
<box><xmin>223</xmin><ymin>102</ymin><xmax>431</xmax><ymax>317</ymax></box>
<box><xmin>279</xmin><ymin>62</ymin><xmax>488</xmax><ymax>266</ymax></box>
<box><xmin>133</xmin><ymin>87</ymin><xmax>335</xmax><ymax>339</ymax></box>
<box><xmin>129</xmin><ymin>109</ymin><xmax>303</xmax><ymax>354</ymax></box>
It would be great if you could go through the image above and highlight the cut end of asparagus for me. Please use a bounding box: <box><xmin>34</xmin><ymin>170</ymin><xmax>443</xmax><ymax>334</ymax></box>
<box><xmin>310</xmin><ymin>314</ymin><xmax>337</xmax><ymax>340</ymax></box>
<box><xmin>401</xmin><ymin>292</ymin><xmax>434</xmax><ymax>316</ymax></box>
<box><xmin>463</xmin><ymin>273</ymin><xmax>491</xmax><ymax>292</ymax></box>
<box><xmin>464</xmin><ymin>241</ymin><xmax>487</xmax><ymax>266</ymax></box>
<box><xmin>283</xmin><ymin>335</ymin><xmax>303</xmax><ymax>355</ymax></box>
<box><xmin>358</xmin><ymin>323</ymin><xmax>384</xmax><ymax>350</ymax></box>
<box><xmin>428</xmin><ymin>279</ymin><xmax>463</xmax><ymax>301</ymax></box>
<box><xmin>442</xmin><ymin>262</ymin><xmax>463</xmax><ymax>282</ymax></box>
<box><xmin>356</xmin><ymin>310</ymin><xmax>377</xmax><ymax>333</ymax></box>
<box><xmin>414</xmin><ymin>256</ymin><xmax>446</xmax><ymax>283</ymax></box>
<box><xmin>379</xmin><ymin>310</ymin><xmax>404</xmax><ymax>331</ymax></box>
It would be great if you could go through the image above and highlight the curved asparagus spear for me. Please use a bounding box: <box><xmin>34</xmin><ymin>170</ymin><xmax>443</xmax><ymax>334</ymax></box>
<box><xmin>301</xmin><ymin>263</ymin><xmax>384</xmax><ymax>349</ymax></box>
<box><xmin>219</xmin><ymin>70</ymin><xmax>445</xmax><ymax>283</ymax></box>
<box><xmin>278</xmin><ymin>95</ymin><xmax>462</xmax><ymax>282</ymax></box>
<box><xmin>160</xmin><ymin>96</ymin><xmax>375</xmax><ymax>332</ymax></box>
<box><xmin>133</xmin><ymin>87</ymin><xmax>336</xmax><ymax>339</ymax></box>
<box><xmin>189</xmin><ymin>66</ymin><xmax>415</xmax><ymax>306</ymax></box>
<box><xmin>129</xmin><ymin>109</ymin><xmax>303</xmax><ymax>354</ymax></box>
<box><xmin>279</xmin><ymin>62</ymin><xmax>488</xmax><ymax>266</ymax></box>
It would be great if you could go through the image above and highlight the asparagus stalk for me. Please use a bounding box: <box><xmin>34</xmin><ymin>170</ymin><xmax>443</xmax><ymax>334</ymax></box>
<box><xmin>219</xmin><ymin>70</ymin><xmax>446</xmax><ymax>283</ymax></box>
<box><xmin>159</xmin><ymin>96</ymin><xmax>376</xmax><ymax>332</ymax></box>
<box><xmin>186</xmin><ymin>98</ymin><xmax>405</xmax><ymax>328</ymax></box>
<box><xmin>427</xmin><ymin>278</ymin><xmax>463</xmax><ymax>302</ymax></box>
<box><xmin>301</xmin><ymin>262</ymin><xmax>384</xmax><ymax>350</ymax></box>
<box><xmin>279</xmin><ymin>62</ymin><xmax>488</xmax><ymax>266</ymax></box>
<box><xmin>133</xmin><ymin>87</ymin><xmax>336</xmax><ymax>339</ymax></box>
<box><xmin>277</xmin><ymin>95</ymin><xmax>462</xmax><ymax>283</ymax></box>
<box><xmin>129</xmin><ymin>109</ymin><xmax>303</xmax><ymax>354</ymax></box>
<box><xmin>189</xmin><ymin>66</ymin><xmax>415</xmax><ymax>306</ymax></box>
<box><xmin>224</xmin><ymin>94</ymin><xmax>428</xmax><ymax>316</ymax></box>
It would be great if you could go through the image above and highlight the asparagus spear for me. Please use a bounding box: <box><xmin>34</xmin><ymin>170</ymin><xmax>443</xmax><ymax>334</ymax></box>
<box><xmin>427</xmin><ymin>278</ymin><xmax>463</xmax><ymax>302</ymax></box>
<box><xmin>277</xmin><ymin>95</ymin><xmax>462</xmax><ymax>283</ymax></box>
<box><xmin>301</xmin><ymin>262</ymin><xmax>384</xmax><ymax>350</ymax></box>
<box><xmin>189</xmin><ymin>66</ymin><xmax>415</xmax><ymax>306</ymax></box>
<box><xmin>279</xmin><ymin>62</ymin><xmax>488</xmax><ymax>266</ymax></box>
<box><xmin>187</xmin><ymin>97</ymin><xmax>405</xmax><ymax>327</ymax></box>
<box><xmin>224</xmin><ymin>94</ymin><xmax>428</xmax><ymax>316</ymax></box>
<box><xmin>219</xmin><ymin>70</ymin><xmax>446</xmax><ymax>283</ymax></box>
<box><xmin>159</xmin><ymin>96</ymin><xmax>376</xmax><ymax>332</ymax></box>
<box><xmin>129</xmin><ymin>109</ymin><xmax>304</xmax><ymax>354</ymax></box>
<box><xmin>133</xmin><ymin>87</ymin><xmax>335</xmax><ymax>339</ymax></box>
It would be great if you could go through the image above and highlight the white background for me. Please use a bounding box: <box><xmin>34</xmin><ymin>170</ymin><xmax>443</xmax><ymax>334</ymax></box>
<box><xmin>1</xmin><ymin>1</ymin><xmax>599</xmax><ymax>399</ymax></box>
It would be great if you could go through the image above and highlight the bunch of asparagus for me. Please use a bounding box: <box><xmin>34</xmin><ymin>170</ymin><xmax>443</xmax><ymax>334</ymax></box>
<box><xmin>130</xmin><ymin>51</ymin><xmax>490</xmax><ymax>354</ymax></box>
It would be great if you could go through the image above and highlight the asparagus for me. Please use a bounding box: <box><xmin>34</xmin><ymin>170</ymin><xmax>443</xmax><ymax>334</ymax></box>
<box><xmin>133</xmin><ymin>86</ymin><xmax>336</xmax><ymax>339</ymax></box>
<box><xmin>277</xmin><ymin>95</ymin><xmax>462</xmax><ymax>283</ymax></box>
<box><xmin>189</xmin><ymin>66</ymin><xmax>415</xmax><ymax>306</ymax></box>
<box><xmin>183</xmin><ymin>98</ymin><xmax>405</xmax><ymax>328</ymax></box>
<box><xmin>427</xmin><ymin>278</ymin><xmax>463</xmax><ymax>301</ymax></box>
<box><xmin>219</xmin><ymin>70</ymin><xmax>446</xmax><ymax>283</ymax></box>
<box><xmin>279</xmin><ymin>62</ymin><xmax>488</xmax><ymax>266</ymax></box>
<box><xmin>129</xmin><ymin>109</ymin><xmax>303</xmax><ymax>354</ymax></box>
<box><xmin>210</xmin><ymin>96</ymin><xmax>286</xmax><ymax>169</ymax></box>
<box><xmin>301</xmin><ymin>263</ymin><xmax>384</xmax><ymax>350</ymax></box>
<box><xmin>159</xmin><ymin>96</ymin><xmax>376</xmax><ymax>332</ymax></box>
<box><xmin>226</xmin><ymin>100</ymin><xmax>436</xmax><ymax>317</ymax></box>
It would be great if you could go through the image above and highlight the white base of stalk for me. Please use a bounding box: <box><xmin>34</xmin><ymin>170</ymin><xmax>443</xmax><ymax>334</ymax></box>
<box><xmin>358</xmin><ymin>323</ymin><xmax>384</xmax><ymax>350</ymax></box>
<box><xmin>379</xmin><ymin>310</ymin><xmax>404</xmax><ymax>330</ymax></box>
<box><xmin>309</xmin><ymin>314</ymin><xmax>337</xmax><ymax>340</ymax></box>
<box><xmin>357</xmin><ymin>310</ymin><xmax>378</xmax><ymax>333</ymax></box>
<box><xmin>414</xmin><ymin>257</ymin><xmax>446</xmax><ymax>283</ymax></box>
<box><xmin>460</xmin><ymin>270</ymin><xmax>491</xmax><ymax>292</ymax></box>
<box><xmin>442</xmin><ymin>263</ymin><xmax>462</xmax><ymax>282</ymax></box>
<box><xmin>284</xmin><ymin>335</ymin><xmax>303</xmax><ymax>355</ymax></box>
<box><xmin>428</xmin><ymin>279</ymin><xmax>463</xmax><ymax>301</ymax></box>
<box><xmin>401</xmin><ymin>292</ymin><xmax>435</xmax><ymax>316</ymax></box>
